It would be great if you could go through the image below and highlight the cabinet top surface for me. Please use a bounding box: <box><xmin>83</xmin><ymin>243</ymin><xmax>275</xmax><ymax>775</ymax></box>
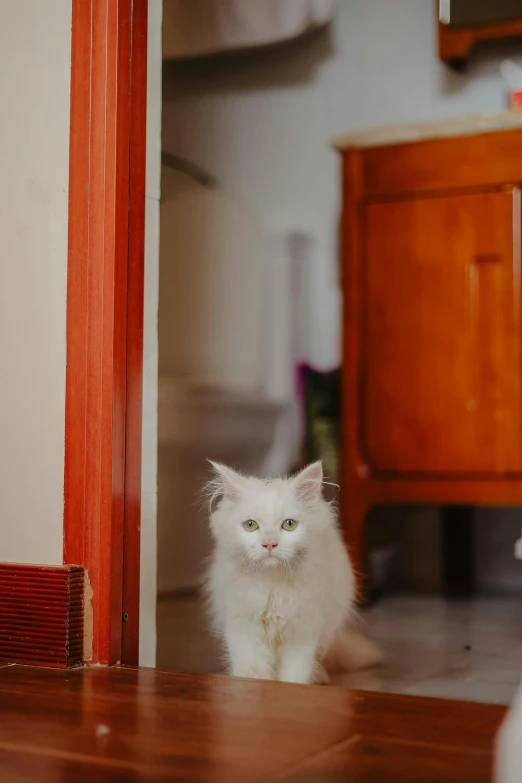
<box><xmin>332</xmin><ymin>109</ymin><xmax>522</xmax><ymax>151</ymax></box>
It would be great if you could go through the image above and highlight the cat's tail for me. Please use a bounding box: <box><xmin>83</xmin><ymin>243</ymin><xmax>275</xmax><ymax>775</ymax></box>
<box><xmin>324</xmin><ymin>627</ymin><xmax>382</xmax><ymax>674</ymax></box>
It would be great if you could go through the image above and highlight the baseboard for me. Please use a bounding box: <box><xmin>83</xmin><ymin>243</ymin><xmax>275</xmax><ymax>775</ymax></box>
<box><xmin>0</xmin><ymin>563</ymin><xmax>85</xmax><ymax>668</ymax></box>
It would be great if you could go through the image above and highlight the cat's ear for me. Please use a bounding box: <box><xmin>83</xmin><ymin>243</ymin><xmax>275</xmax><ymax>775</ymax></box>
<box><xmin>292</xmin><ymin>461</ymin><xmax>323</xmax><ymax>504</ymax></box>
<box><xmin>207</xmin><ymin>461</ymin><xmax>245</xmax><ymax>504</ymax></box>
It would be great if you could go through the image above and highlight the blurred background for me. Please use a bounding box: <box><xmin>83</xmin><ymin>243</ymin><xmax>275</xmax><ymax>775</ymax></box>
<box><xmin>155</xmin><ymin>0</ymin><xmax>522</xmax><ymax>703</ymax></box>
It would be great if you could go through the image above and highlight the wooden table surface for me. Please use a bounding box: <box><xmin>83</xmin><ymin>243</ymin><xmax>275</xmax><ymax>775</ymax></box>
<box><xmin>0</xmin><ymin>664</ymin><xmax>506</xmax><ymax>782</ymax></box>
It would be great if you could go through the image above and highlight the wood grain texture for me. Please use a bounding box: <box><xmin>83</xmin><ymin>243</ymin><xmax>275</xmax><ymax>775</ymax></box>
<box><xmin>121</xmin><ymin>0</ymin><xmax>148</xmax><ymax>667</ymax></box>
<box><xmin>363</xmin><ymin>130</ymin><xmax>522</xmax><ymax>197</ymax></box>
<box><xmin>0</xmin><ymin>565</ymin><xmax>84</xmax><ymax>668</ymax></box>
<box><xmin>364</xmin><ymin>188</ymin><xmax>522</xmax><ymax>477</ymax></box>
<box><xmin>65</xmin><ymin>0</ymin><xmax>148</xmax><ymax>665</ymax></box>
<box><xmin>340</xmin><ymin>129</ymin><xmax>522</xmax><ymax>589</ymax></box>
<box><xmin>283</xmin><ymin>735</ymin><xmax>493</xmax><ymax>783</ymax></box>
<box><xmin>0</xmin><ymin>665</ymin><xmax>505</xmax><ymax>782</ymax></box>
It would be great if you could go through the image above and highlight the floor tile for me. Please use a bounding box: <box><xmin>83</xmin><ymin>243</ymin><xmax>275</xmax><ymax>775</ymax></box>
<box><xmin>156</xmin><ymin>594</ymin><xmax>522</xmax><ymax>704</ymax></box>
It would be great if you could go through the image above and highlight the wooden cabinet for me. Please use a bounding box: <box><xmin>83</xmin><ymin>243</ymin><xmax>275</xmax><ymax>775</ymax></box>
<box><xmin>337</xmin><ymin>121</ymin><xmax>522</xmax><ymax>584</ymax></box>
<box><xmin>366</xmin><ymin>189</ymin><xmax>522</xmax><ymax>476</ymax></box>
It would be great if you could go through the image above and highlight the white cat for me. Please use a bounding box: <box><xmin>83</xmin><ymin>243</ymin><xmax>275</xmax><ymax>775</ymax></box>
<box><xmin>204</xmin><ymin>460</ymin><xmax>381</xmax><ymax>684</ymax></box>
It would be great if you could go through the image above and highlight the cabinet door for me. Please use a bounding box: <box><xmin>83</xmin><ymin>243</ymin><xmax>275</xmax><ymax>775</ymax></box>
<box><xmin>364</xmin><ymin>188</ymin><xmax>522</xmax><ymax>475</ymax></box>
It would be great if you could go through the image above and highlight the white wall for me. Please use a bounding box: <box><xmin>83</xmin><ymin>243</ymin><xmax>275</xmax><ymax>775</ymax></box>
<box><xmin>162</xmin><ymin>0</ymin><xmax>518</xmax><ymax>370</ymax></box>
<box><xmin>139</xmin><ymin>0</ymin><xmax>162</xmax><ymax>667</ymax></box>
<box><xmin>0</xmin><ymin>1</ymin><xmax>72</xmax><ymax>565</ymax></box>
<box><xmin>161</xmin><ymin>0</ymin><xmax>522</xmax><ymax>591</ymax></box>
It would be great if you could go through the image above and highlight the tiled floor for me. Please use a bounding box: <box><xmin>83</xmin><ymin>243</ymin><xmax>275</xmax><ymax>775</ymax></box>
<box><xmin>156</xmin><ymin>594</ymin><xmax>522</xmax><ymax>704</ymax></box>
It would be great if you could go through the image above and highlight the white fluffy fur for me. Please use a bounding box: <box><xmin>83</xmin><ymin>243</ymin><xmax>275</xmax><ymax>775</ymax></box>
<box><xmin>204</xmin><ymin>461</ymin><xmax>381</xmax><ymax>684</ymax></box>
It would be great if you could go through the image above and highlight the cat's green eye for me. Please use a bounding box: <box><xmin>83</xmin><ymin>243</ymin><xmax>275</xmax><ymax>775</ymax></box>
<box><xmin>242</xmin><ymin>519</ymin><xmax>259</xmax><ymax>532</ymax></box>
<box><xmin>282</xmin><ymin>519</ymin><xmax>299</xmax><ymax>532</ymax></box>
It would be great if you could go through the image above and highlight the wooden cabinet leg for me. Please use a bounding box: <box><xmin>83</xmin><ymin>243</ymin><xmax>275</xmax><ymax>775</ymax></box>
<box><xmin>441</xmin><ymin>505</ymin><xmax>475</xmax><ymax>598</ymax></box>
<box><xmin>344</xmin><ymin>500</ymin><xmax>369</xmax><ymax>606</ymax></box>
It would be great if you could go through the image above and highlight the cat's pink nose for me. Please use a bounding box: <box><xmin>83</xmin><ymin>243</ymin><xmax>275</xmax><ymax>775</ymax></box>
<box><xmin>263</xmin><ymin>543</ymin><xmax>278</xmax><ymax>551</ymax></box>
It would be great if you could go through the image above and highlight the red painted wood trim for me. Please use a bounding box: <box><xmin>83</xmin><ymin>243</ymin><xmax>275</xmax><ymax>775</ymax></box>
<box><xmin>0</xmin><ymin>564</ymin><xmax>84</xmax><ymax>668</ymax></box>
<box><xmin>122</xmin><ymin>0</ymin><xmax>148</xmax><ymax>666</ymax></box>
<box><xmin>65</xmin><ymin>0</ymin><xmax>147</xmax><ymax>665</ymax></box>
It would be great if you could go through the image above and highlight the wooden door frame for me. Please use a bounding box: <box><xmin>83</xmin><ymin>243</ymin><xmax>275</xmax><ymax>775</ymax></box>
<box><xmin>64</xmin><ymin>0</ymin><xmax>148</xmax><ymax>665</ymax></box>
